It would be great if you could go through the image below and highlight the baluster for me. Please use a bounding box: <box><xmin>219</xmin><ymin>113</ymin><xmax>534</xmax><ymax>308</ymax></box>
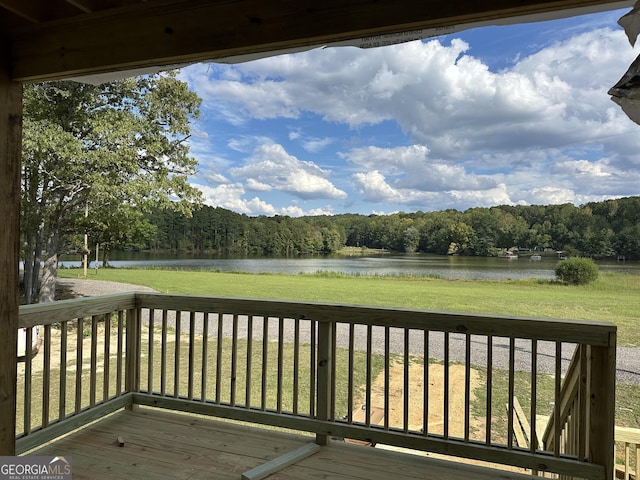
<box><xmin>507</xmin><ymin>337</ymin><xmax>515</xmax><ymax>449</ymax></box>
<box><xmin>201</xmin><ymin>312</ymin><xmax>209</xmax><ymax>402</ymax></box>
<box><xmin>403</xmin><ymin>328</ymin><xmax>410</xmax><ymax>434</ymax></box>
<box><xmin>486</xmin><ymin>335</ymin><xmax>493</xmax><ymax>446</ymax></box>
<box><xmin>216</xmin><ymin>314</ymin><xmax>223</xmax><ymax>404</ymax></box>
<box><xmin>90</xmin><ymin>315</ymin><xmax>98</xmax><ymax>407</ymax></box>
<box><xmin>385</xmin><ymin>325</ymin><xmax>390</xmax><ymax>431</ymax></box>
<box><xmin>160</xmin><ymin>310</ymin><xmax>167</xmax><ymax>396</ymax></box>
<box><xmin>347</xmin><ymin>324</ymin><xmax>355</xmax><ymax>425</ymax></box>
<box><xmin>276</xmin><ymin>317</ymin><xmax>283</xmax><ymax>413</ymax></box>
<box><xmin>188</xmin><ymin>311</ymin><xmax>196</xmax><ymax>400</ymax></box>
<box><xmin>230</xmin><ymin>314</ymin><xmax>239</xmax><ymax>406</ymax></box>
<box><xmin>464</xmin><ymin>332</ymin><xmax>471</xmax><ymax>442</ymax></box>
<box><xmin>148</xmin><ymin>309</ymin><xmax>155</xmax><ymax>394</ymax></box>
<box><xmin>292</xmin><ymin>318</ymin><xmax>299</xmax><ymax>415</ymax></box>
<box><xmin>261</xmin><ymin>317</ymin><xmax>269</xmax><ymax>410</ymax></box>
<box><xmin>59</xmin><ymin>322</ymin><xmax>68</xmax><ymax>418</ymax></box>
<box><xmin>76</xmin><ymin>318</ymin><xmax>84</xmax><ymax>414</ymax></box>
<box><xmin>173</xmin><ymin>310</ymin><xmax>181</xmax><ymax>398</ymax></box>
<box><xmin>103</xmin><ymin>313</ymin><xmax>111</xmax><ymax>402</ymax></box>
<box><xmin>245</xmin><ymin>316</ymin><xmax>253</xmax><ymax>408</ymax></box>
<box><xmin>444</xmin><ymin>331</ymin><xmax>449</xmax><ymax>440</ymax></box>
<box><xmin>423</xmin><ymin>330</ymin><xmax>429</xmax><ymax>437</ymax></box>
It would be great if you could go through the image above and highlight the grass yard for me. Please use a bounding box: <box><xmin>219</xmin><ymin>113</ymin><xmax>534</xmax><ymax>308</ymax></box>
<box><xmin>59</xmin><ymin>268</ymin><xmax>640</xmax><ymax>345</ymax></box>
<box><xmin>52</xmin><ymin>269</ymin><xmax>640</xmax><ymax>439</ymax></box>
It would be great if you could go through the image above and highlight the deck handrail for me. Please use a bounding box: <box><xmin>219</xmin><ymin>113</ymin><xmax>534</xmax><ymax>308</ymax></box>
<box><xmin>16</xmin><ymin>292</ymin><xmax>616</xmax><ymax>479</ymax></box>
<box><xmin>542</xmin><ymin>344</ymin><xmax>585</xmax><ymax>454</ymax></box>
<box><xmin>540</xmin><ymin>340</ymin><xmax>617</xmax><ymax>479</ymax></box>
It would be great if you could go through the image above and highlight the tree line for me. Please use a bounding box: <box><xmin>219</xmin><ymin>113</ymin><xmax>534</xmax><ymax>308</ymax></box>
<box><xmin>140</xmin><ymin>196</ymin><xmax>640</xmax><ymax>259</ymax></box>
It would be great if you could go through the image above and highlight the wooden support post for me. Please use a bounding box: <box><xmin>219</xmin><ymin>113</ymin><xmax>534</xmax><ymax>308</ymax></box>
<box><xmin>316</xmin><ymin>321</ymin><xmax>334</xmax><ymax>446</ymax></box>
<box><xmin>125</xmin><ymin>307</ymin><xmax>141</xmax><ymax>410</ymax></box>
<box><xmin>588</xmin><ymin>333</ymin><xmax>616</xmax><ymax>480</ymax></box>
<box><xmin>0</xmin><ymin>60</ymin><xmax>22</xmax><ymax>456</ymax></box>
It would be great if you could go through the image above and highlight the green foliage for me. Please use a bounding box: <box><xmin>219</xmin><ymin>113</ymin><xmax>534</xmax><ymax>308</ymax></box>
<box><xmin>142</xmin><ymin>196</ymin><xmax>640</xmax><ymax>260</ymax></box>
<box><xmin>21</xmin><ymin>72</ymin><xmax>203</xmax><ymax>302</ymax></box>
<box><xmin>554</xmin><ymin>257</ymin><xmax>599</xmax><ymax>285</ymax></box>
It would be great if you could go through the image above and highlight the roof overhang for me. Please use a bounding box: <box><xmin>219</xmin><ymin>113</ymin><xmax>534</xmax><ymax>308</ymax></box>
<box><xmin>2</xmin><ymin>0</ymin><xmax>633</xmax><ymax>83</ymax></box>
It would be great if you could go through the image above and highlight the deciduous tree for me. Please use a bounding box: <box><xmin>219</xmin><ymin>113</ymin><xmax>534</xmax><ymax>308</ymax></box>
<box><xmin>21</xmin><ymin>72</ymin><xmax>202</xmax><ymax>303</ymax></box>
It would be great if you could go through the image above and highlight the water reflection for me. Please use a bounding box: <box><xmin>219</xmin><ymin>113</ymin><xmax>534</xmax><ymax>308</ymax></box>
<box><xmin>57</xmin><ymin>252</ymin><xmax>639</xmax><ymax>281</ymax></box>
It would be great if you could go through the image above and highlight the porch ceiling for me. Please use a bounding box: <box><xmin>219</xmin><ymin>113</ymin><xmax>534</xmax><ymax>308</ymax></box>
<box><xmin>1</xmin><ymin>0</ymin><xmax>633</xmax><ymax>83</ymax></box>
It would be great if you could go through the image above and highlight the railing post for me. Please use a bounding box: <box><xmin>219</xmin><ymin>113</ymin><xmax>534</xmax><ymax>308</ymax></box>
<box><xmin>316</xmin><ymin>320</ymin><xmax>334</xmax><ymax>446</ymax></box>
<box><xmin>588</xmin><ymin>332</ymin><xmax>616</xmax><ymax>480</ymax></box>
<box><xmin>125</xmin><ymin>307</ymin><xmax>141</xmax><ymax>410</ymax></box>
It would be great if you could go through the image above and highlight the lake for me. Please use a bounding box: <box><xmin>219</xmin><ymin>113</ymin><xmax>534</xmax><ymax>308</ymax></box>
<box><xmin>58</xmin><ymin>252</ymin><xmax>640</xmax><ymax>281</ymax></box>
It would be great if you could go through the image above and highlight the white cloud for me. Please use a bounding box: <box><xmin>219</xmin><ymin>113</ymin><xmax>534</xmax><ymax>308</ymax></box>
<box><xmin>202</xmin><ymin>172</ymin><xmax>229</xmax><ymax>184</ymax></box>
<box><xmin>352</xmin><ymin>170</ymin><xmax>403</xmax><ymax>203</ymax></box>
<box><xmin>343</xmin><ymin>145</ymin><xmax>497</xmax><ymax>191</ymax></box>
<box><xmin>230</xmin><ymin>143</ymin><xmax>347</xmax><ymax>200</ymax></box>
<box><xmin>301</xmin><ymin>137</ymin><xmax>334</xmax><ymax>153</ymax></box>
<box><xmin>553</xmin><ymin>159</ymin><xmax>612</xmax><ymax>178</ymax></box>
<box><xmin>245</xmin><ymin>178</ymin><xmax>273</xmax><ymax>191</ymax></box>
<box><xmin>342</xmin><ymin>145</ymin><xmax>431</xmax><ymax>173</ymax></box>
<box><xmin>449</xmin><ymin>184</ymin><xmax>512</xmax><ymax>206</ymax></box>
<box><xmin>193</xmin><ymin>182</ymin><xmax>331</xmax><ymax>217</ymax></box>
<box><xmin>352</xmin><ymin>170</ymin><xmax>512</xmax><ymax>209</ymax></box>
<box><xmin>519</xmin><ymin>186</ymin><xmax>577</xmax><ymax>205</ymax></box>
<box><xmin>288</xmin><ymin>130</ymin><xmax>301</xmax><ymax>140</ymax></box>
<box><xmin>194</xmin><ymin>183</ymin><xmax>273</xmax><ymax>216</ymax></box>
<box><xmin>182</xmin><ymin>17</ymin><xmax>640</xmax><ymax>214</ymax></box>
<box><xmin>192</xmin><ymin>27</ymin><xmax>639</xmax><ymax>157</ymax></box>
<box><xmin>227</xmin><ymin>136</ymin><xmax>273</xmax><ymax>153</ymax></box>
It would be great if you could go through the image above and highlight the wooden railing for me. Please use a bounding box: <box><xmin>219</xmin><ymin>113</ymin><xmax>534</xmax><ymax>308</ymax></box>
<box><xmin>540</xmin><ymin>342</ymin><xmax>618</xmax><ymax>479</ymax></box>
<box><xmin>542</xmin><ymin>344</ymin><xmax>587</xmax><ymax>459</ymax></box>
<box><xmin>16</xmin><ymin>294</ymin><xmax>137</xmax><ymax>453</ymax></box>
<box><xmin>615</xmin><ymin>427</ymin><xmax>640</xmax><ymax>480</ymax></box>
<box><xmin>16</xmin><ymin>293</ymin><xmax>617</xmax><ymax>479</ymax></box>
<box><xmin>540</xmin><ymin>412</ymin><xmax>640</xmax><ymax>480</ymax></box>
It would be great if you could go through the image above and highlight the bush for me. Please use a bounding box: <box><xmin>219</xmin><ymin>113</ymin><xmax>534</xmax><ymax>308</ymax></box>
<box><xmin>555</xmin><ymin>257</ymin><xmax>599</xmax><ymax>285</ymax></box>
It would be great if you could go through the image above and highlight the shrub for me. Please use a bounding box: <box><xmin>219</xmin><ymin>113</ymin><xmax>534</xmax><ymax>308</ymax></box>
<box><xmin>555</xmin><ymin>257</ymin><xmax>599</xmax><ymax>285</ymax></box>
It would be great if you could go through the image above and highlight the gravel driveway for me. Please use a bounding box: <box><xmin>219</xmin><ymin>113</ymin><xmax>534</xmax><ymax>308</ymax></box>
<box><xmin>58</xmin><ymin>278</ymin><xmax>640</xmax><ymax>385</ymax></box>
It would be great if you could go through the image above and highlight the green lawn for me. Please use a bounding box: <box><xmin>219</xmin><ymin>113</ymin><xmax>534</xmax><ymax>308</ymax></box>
<box><xmin>59</xmin><ymin>268</ymin><xmax>640</xmax><ymax>346</ymax></box>
<box><xmin>49</xmin><ymin>268</ymin><xmax>640</xmax><ymax>442</ymax></box>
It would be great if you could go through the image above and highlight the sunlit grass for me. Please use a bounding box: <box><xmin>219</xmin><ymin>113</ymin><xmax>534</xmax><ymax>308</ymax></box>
<box><xmin>59</xmin><ymin>269</ymin><xmax>640</xmax><ymax>345</ymax></box>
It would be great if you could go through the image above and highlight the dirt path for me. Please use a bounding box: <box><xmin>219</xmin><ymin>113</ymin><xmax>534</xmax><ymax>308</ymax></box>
<box><xmin>366</xmin><ymin>362</ymin><xmax>481</xmax><ymax>436</ymax></box>
<box><xmin>57</xmin><ymin>277</ymin><xmax>156</xmax><ymax>296</ymax></box>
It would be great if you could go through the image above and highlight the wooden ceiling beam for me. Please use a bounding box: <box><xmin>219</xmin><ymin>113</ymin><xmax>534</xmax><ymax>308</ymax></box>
<box><xmin>64</xmin><ymin>0</ymin><xmax>94</xmax><ymax>14</ymax></box>
<box><xmin>63</xmin><ymin>0</ymin><xmax>159</xmax><ymax>15</ymax></box>
<box><xmin>0</xmin><ymin>0</ymin><xmax>88</xmax><ymax>24</ymax></box>
<box><xmin>0</xmin><ymin>0</ymin><xmax>47</xmax><ymax>23</ymax></box>
<box><xmin>10</xmin><ymin>0</ymin><xmax>632</xmax><ymax>82</ymax></box>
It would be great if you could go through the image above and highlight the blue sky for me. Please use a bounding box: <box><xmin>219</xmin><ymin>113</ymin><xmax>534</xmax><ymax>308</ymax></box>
<box><xmin>178</xmin><ymin>6</ymin><xmax>640</xmax><ymax>217</ymax></box>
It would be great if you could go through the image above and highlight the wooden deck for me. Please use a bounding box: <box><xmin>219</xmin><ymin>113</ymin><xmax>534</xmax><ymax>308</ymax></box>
<box><xmin>16</xmin><ymin>294</ymin><xmax>617</xmax><ymax>479</ymax></box>
<box><xmin>28</xmin><ymin>407</ymin><xmax>536</xmax><ymax>480</ymax></box>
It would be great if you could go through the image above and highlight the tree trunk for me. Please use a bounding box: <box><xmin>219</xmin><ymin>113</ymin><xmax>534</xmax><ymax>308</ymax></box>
<box><xmin>102</xmin><ymin>246</ymin><xmax>110</xmax><ymax>268</ymax></box>
<box><xmin>23</xmin><ymin>230</ymin><xmax>43</xmax><ymax>304</ymax></box>
<box><xmin>39</xmin><ymin>232</ymin><xmax>60</xmax><ymax>303</ymax></box>
<box><xmin>23</xmin><ymin>237</ymin><xmax>35</xmax><ymax>304</ymax></box>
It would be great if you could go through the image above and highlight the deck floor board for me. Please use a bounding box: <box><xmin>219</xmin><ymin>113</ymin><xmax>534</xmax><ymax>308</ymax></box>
<box><xmin>28</xmin><ymin>408</ymin><xmax>535</xmax><ymax>480</ymax></box>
